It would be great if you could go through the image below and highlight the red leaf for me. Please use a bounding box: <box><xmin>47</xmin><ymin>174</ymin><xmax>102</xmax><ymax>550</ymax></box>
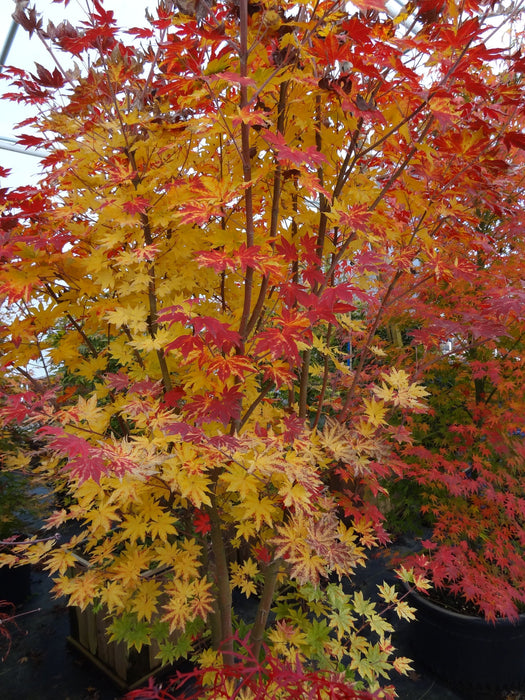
<box><xmin>253</xmin><ymin>545</ymin><xmax>272</xmax><ymax>564</ymax></box>
<box><xmin>127</xmin><ymin>27</ymin><xmax>155</xmax><ymax>39</ymax></box>
<box><xmin>122</xmin><ymin>197</ymin><xmax>150</xmax><ymax>215</ymax></box>
<box><xmin>184</xmin><ymin>387</ymin><xmax>242</xmax><ymax>426</ymax></box>
<box><xmin>105</xmin><ymin>372</ymin><xmax>130</xmax><ymax>391</ymax></box>
<box><xmin>40</xmin><ymin>427</ymin><xmax>107</xmax><ymax>483</ymax></box>
<box><xmin>193</xmin><ymin>510</ymin><xmax>211</xmax><ymax>535</ymax></box>
<box><xmin>311</xmin><ymin>33</ymin><xmax>352</xmax><ymax>66</ymax></box>
<box><xmin>262</xmin><ymin>361</ymin><xmax>295</xmax><ymax>389</ymax></box>
<box><xmin>282</xmin><ymin>415</ymin><xmax>306</xmax><ymax>443</ymax></box>
<box><xmin>205</xmin><ymin>355</ymin><xmax>255</xmax><ymax>382</ymax></box>
<box><xmin>191</xmin><ymin>316</ymin><xmax>241</xmax><ymax>352</ymax></box>
<box><xmin>128</xmin><ymin>379</ymin><xmax>163</xmax><ymax>397</ymax></box>
<box><xmin>275</xmin><ymin>236</ymin><xmax>298</xmax><ymax>263</ymax></box>
<box><xmin>12</xmin><ymin>5</ymin><xmax>43</xmax><ymax>37</ymax></box>
<box><xmin>165</xmin><ymin>334</ymin><xmax>205</xmax><ymax>359</ymax></box>
<box><xmin>90</xmin><ymin>0</ymin><xmax>116</xmax><ymax>26</ymax></box>
<box><xmin>312</xmin><ymin>285</ymin><xmax>357</xmax><ymax>324</ymax></box>
<box><xmin>504</xmin><ymin>131</ymin><xmax>525</xmax><ymax>151</ymax></box>
<box><xmin>214</xmin><ymin>72</ymin><xmax>256</xmax><ymax>88</ymax></box>
<box><xmin>336</xmin><ymin>205</ymin><xmax>371</xmax><ymax>231</ymax></box>
<box><xmin>414</xmin><ymin>0</ymin><xmax>445</xmax><ymax>23</ymax></box>
<box><xmin>31</xmin><ymin>63</ymin><xmax>65</xmax><ymax>89</ymax></box>
<box><xmin>158</xmin><ymin>306</ymin><xmax>189</xmax><ymax>326</ymax></box>
<box><xmin>352</xmin><ymin>0</ymin><xmax>386</xmax><ymax>9</ymax></box>
<box><xmin>254</xmin><ymin>310</ymin><xmax>312</xmax><ymax>364</ymax></box>
<box><xmin>262</xmin><ymin>131</ymin><xmax>327</xmax><ymax>168</ymax></box>
<box><xmin>162</xmin><ymin>387</ymin><xmax>186</xmax><ymax>408</ymax></box>
<box><xmin>16</xmin><ymin>134</ymin><xmax>46</xmax><ymax>150</ymax></box>
<box><xmin>196</xmin><ymin>244</ymin><xmax>261</xmax><ymax>273</ymax></box>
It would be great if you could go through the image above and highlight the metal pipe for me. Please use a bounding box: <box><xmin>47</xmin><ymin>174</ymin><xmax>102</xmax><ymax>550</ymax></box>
<box><xmin>0</xmin><ymin>20</ymin><xmax>19</xmax><ymax>67</ymax></box>
<box><xmin>0</xmin><ymin>137</ymin><xmax>46</xmax><ymax>158</ymax></box>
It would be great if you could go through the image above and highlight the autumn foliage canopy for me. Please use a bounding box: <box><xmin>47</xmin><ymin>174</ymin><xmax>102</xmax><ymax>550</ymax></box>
<box><xmin>1</xmin><ymin>0</ymin><xmax>525</xmax><ymax>695</ymax></box>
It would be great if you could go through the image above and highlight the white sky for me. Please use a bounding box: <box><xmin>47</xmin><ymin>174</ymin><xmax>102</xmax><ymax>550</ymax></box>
<box><xmin>0</xmin><ymin>0</ymin><xmax>155</xmax><ymax>188</ymax></box>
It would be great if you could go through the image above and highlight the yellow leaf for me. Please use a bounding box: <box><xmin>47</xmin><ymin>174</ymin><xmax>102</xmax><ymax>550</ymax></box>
<box><xmin>75</xmin><ymin>394</ymin><xmax>110</xmax><ymax>433</ymax></box>
<box><xmin>58</xmin><ymin>569</ymin><xmax>101</xmax><ymax>610</ymax></box>
<box><xmin>363</xmin><ymin>398</ymin><xmax>388</xmax><ymax>428</ymax></box>
<box><xmin>175</xmin><ymin>470</ymin><xmax>212</xmax><ymax>509</ymax></box>
<box><xmin>222</xmin><ymin>461</ymin><xmax>260</xmax><ymax>500</ymax></box>
<box><xmin>74</xmin><ymin>354</ymin><xmax>107</xmax><ymax>381</ymax></box>
<box><xmin>111</xmin><ymin>544</ymin><xmax>152</xmax><ymax>587</ymax></box>
<box><xmin>393</xmin><ymin>656</ymin><xmax>414</xmax><ymax>675</ymax></box>
<box><xmin>131</xmin><ymin>578</ymin><xmax>162</xmax><ymax>622</ymax></box>
<box><xmin>44</xmin><ymin>547</ymin><xmax>78</xmax><ymax>576</ymax></box>
<box><xmin>106</xmin><ymin>305</ymin><xmax>148</xmax><ymax>334</ymax></box>
<box><xmin>100</xmin><ymin>580</ymin><xmax>127</xmax><ymax>614</ymax></box>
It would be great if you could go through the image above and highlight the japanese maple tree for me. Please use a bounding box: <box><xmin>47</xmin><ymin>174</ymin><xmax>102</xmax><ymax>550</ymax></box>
<box><xmin>392</xmin><ymin>210</ymin><xmax>525</xmax><ymax>621</ymax></box>
<box><xmin>1</xmin><ymin>0</ymin><xmax>525</xmax><ymax>695</ymax></box>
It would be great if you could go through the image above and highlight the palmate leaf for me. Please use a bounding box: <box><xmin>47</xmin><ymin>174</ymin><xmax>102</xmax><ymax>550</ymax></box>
<box><xmin>183</xmin><ymin>386</ymin><xmax>243</xmax><ymax>426</ymax></box>
<box><xmin>262</xmin><ymin>131</ymin><xmax>328</xmax><ymax>168</ymax></box>
<box><xmin>108</xmin><ymin>613</ymin><xmax>151</xmax><ymax>652</ymax></box>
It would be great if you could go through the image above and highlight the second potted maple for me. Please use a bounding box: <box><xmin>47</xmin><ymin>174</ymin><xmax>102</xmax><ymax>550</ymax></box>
<box><xmin>391</xmin><ymin>310</ymin><xmax>525</xmax><ymax>688</ymax></box>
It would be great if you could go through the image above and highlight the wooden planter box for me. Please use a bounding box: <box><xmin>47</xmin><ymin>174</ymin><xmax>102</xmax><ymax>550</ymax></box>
<box><xmin>67</xmin><ymin>604</ymin><xmax>166</xmax><ymax>690</ymax></box>
<box><xmin>67</xmin><ymin>554</ymin><xmax>173</xmax><ymax>690</ymax></box>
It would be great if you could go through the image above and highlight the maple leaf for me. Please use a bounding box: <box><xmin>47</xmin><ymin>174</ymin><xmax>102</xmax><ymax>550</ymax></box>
<box><xmin>30</xmin><ymin>63</ymin><xmax>65</xmax><ymax>89</ymax></box>
<box><xmin>363</xmin><ymin>398</ymin><xmax>388</xmax><ymax>428</ymax></box>
<box><xmin>127</xmin><ymin>26</ymin><xmax>155</xmax><ymax>39</ymax></box>
<box><xmin>352</xmin><ymin>0</ymin><xmax>386</xmax><ymax>9</ymax></box>
<box><xmin>254</xmin><ymin>310</ymin><xmax>312</xmax><ymax>364</ymax></box>
<box><xmin>16</xmin><ymin>133</ymin><xmax>46</xmax><ymax>150</ymax></box>
<box><xmin>230</xmin><ymin>558</ymin><xmax>260</xmax><ymax>598</ymax></box>
<box><xmin>205</xmin><ymin>355</ymin><xmax>255</xmax><ymax>382</ymax></box>
<box><xmin>43</xmin><ymin>509</ymin><xmax>70</xmax><ymax>531</ymax></box>
<box><xmin>262</xmin><ymin>131</ymin><xmax>327</xmax><ymax>168</ymax></box>
<box><xmin>334</xmin><ymin>204</ymin><xmax>371</xmax><ymax>231</ymax></box>
<box><xmin>373</xmin><ymin>369</ymin><xmax>429</xmax><ymax>410</ymax></box>
<box><xmin>311</xmin><ymin>33</ymin><xmax>352</xmax><ymax>66</ymax></box>
<box><xmin>131</xmin><ymin>579</ymin><xmax>162</xmax><ymax>623</ymax></box>
<box><xmin>183</xmin><ymin>386</ymin><xmax>242</xmax><ymax>426</ymax></box>
<box><xmin>213</xmin><ymin>72</ymin><xmax>256</xmax><ymax>88</ymax></box>
<box><xmin>262</xmin><ymin>360</ymin><xmax>295</xmax><ymax>389</ymax></box>
<box><xmin>193</xmin><ymin>509</ymin><xmax>211</xmax><ymax>535</ymax></box>
<box><xmin>191</xmin><ymin>316</ymin><xmax>241</xmax><ymax>352</ymax></box>
<box><xmin>58</xmin><ymin>569</ymin><xmax>101</xmax><ymax>611</ymax></box>
<box><xmin>162</xmin><ymin>578</ymin><xmax>214</xmax><ymax>633</ymax></box>
<box><xmin>393</xmin><ymin>656</ymin><xmax>414</xmax><ymax>675</ymax></box>
<box><xmin>122</xmin><ymin>197</ymin><xmax>150</xmax><ymax>215</ymax></box>
<box><xmin>222</xmin><ymin>461</ymin><xmax>260</xmax><ymax>501</ymax></box>
<box><xmin>504</xmin><ymin>131</ymin><xmax>525</xmax><ymax>151</ymax></box>
<box><xmin>100</xmin><ymin>580</ymin><xmax>127</xmax><ymax>614</ymax></box>
<box><xmin>40</xmin><ymin>427</ymin><xmax>107</xmax><ymax>483</ymax></box>
<box><xmin>429</xmin><ymin>94</ymin><xmax>462</xmax><ymax>129</ymax></box>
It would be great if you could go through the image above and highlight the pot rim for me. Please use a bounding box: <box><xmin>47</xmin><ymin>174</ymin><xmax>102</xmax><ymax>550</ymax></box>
<box><xmin>401</xmin><ymin>579</ymin><xmax>525</xmax><ymax>627</ymax></box>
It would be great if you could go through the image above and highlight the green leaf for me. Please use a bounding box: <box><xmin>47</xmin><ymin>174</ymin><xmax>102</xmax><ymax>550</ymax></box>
<box><xmin>108</xmin><ymin>613</ymin><xmax>151</xmax><ymax>652</ymax></box>
<box><xmin>305</xmin><ymin>618</ymin><xmax>332</xmax><ymax>656</ymax></box>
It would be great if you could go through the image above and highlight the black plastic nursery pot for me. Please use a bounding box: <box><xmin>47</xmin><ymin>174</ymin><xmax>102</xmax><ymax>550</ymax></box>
<box><xmin>404</xmin><ymin>585</ymin><xmax>525</xmax><ymax>690</ymax></box>
<box><xmin>0</xmin><ymin>563</ymin><xmax>31</xmax><ymax>607</ymax></box>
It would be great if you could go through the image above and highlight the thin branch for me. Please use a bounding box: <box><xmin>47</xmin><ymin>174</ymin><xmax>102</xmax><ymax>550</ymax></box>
<box><xmin>239</xmin><ymin>380</ymin><xmax>273</xmax><ymax>430</ymax></box>
<box><xmin>238</xmin><ymin>0</ymin><xmax>255</xmax><ymax>344</ymax></box>
<box><xmin>246</xmin><ymin>80</ymin><xmax>289</xmax><ymax>337</ymax></box>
